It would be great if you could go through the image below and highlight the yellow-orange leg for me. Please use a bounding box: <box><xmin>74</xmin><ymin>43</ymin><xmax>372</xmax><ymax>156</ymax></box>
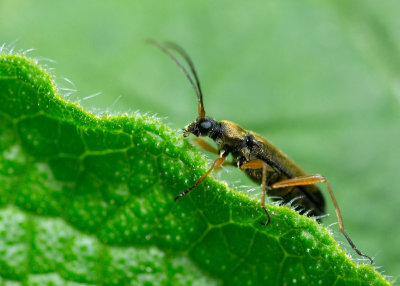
<box><xmin>240</xmin><ymin>159</ymin><xmax>271</xmax><ymax>225</ymax></box>
<box><xmin>193</xmin><ymin>138</ymin><xmax>234</xmax><ymax>169</ymax></box>
<box><xmin>271</xmin><ymin>174</ymin><xmax>373</xmax><ymax>264</ymax></box>
<box><xmin>175</xmin><ymin>156</ymin><xmax>226</xmax><ymax>201</ymax></box>
<box><xmin>193</xmin><ymin>138</ymin><xmax>218</xmax><ymax>154</ymax></box>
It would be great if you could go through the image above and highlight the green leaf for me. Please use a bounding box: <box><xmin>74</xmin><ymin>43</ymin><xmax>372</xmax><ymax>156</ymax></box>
<box><xmin>0</xmin><ymin>53</ymin><xmax>391</xmax><ymax>285</ymax></box>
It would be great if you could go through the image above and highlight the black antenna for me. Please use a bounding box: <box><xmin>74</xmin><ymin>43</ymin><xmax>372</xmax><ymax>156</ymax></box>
<box><xmin>164</xmin><ymin>42</ymin><xmax>205</xmax><ymax>117</ymax></box>
<box><xmin>147</xmin><ymin>39</ymin><xmax>206</xmax><ymax>118</ymax></box>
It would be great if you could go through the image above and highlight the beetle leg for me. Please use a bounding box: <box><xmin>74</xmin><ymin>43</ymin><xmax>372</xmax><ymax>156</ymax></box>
<box><xmin>240</xmin><ymin>159</ymin><xmax>271</xmax><ymax>225</ymax></box>
<box><xmin>215</xmin><ymin>160</ymin><xmax>235</xmax><ymax>171</ymax></box>
<box><xmin>271</xmin><ymin>174</ymin><xmax>373</xmax><ymax>264</ymax></box>
<box><xmin>193</xmin><ymin>138</ymin><xmax>234</xmax><ymax>170</ymax></box>
<box><xmin>175</xmin><ymin>156</ymin><xmax>226</xmax><ymax>201</ymax></box>
<box><xmin>193</xmin><ymin>138</ymin><xmax>219</xmax><ymax>154</ymax></box>
<box><xmin>222</xmin><ymin>161</ymin><xmax>235</xmax><ymax>167</ymax></box>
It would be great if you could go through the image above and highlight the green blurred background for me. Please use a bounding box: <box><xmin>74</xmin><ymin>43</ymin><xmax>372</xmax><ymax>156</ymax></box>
<box><xmin>1</xmin><ymin>0</ymin><xmax>399</xmax><ymax>278</ymax></box>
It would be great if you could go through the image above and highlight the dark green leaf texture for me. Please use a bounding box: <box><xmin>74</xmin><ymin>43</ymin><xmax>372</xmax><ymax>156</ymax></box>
<box><xmin>0</xmin><ymin>54</ymin><xmax>390</xmax><ymax>285</ymax></box>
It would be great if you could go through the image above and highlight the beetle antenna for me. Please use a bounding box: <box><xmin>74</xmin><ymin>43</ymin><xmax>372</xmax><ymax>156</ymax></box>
<box><xmin>164</xmin><ymin>42</ymin><xmax>205</xmax><ymax>118</ymax></box>
<box><xmin>147</xmin><ymin>39</ymin><xmax>206</xmax><ymax>118</ymax></box>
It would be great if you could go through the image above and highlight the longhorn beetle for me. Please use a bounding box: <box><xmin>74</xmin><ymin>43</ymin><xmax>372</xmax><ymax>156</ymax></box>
<box><xmin>149</xmin><ymin>40</ymin><xmax>373</xmax><ymax>264</ymax></box>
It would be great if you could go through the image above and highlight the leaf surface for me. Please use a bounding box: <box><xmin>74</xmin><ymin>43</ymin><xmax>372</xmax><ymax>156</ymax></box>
<box><xmin>0</xmin><ymin>53</ymin><xmax>391</xmax><ymax>285</ymax></box>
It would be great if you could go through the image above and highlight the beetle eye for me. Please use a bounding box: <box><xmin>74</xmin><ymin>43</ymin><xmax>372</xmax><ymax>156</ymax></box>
<box><xmin>200</xmin><ymin>120</ymin><xmax>212</xmax><ymax>131</ymax></box>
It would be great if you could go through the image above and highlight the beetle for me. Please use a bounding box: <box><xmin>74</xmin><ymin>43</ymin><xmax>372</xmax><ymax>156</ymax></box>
<box><xmin>149</xmin><ymin>40</ymin><xmax>373</xmax><ymax>264</ymax></box>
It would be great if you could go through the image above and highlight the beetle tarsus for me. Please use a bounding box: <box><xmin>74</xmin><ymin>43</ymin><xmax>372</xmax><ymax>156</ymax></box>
<box><xmin>342</xmin><ymin>231</ymin><xmax>374</xmax><ymax>264</ymax></box>
<box><xmin>174</xmin><ymin>186</ymin><xmax>194</xmax><ymax>201</ymax></box>
<box><xmin>259</xmin><ymin>206</ymin><xmax>271</xmax><ymax>226</ymax></box>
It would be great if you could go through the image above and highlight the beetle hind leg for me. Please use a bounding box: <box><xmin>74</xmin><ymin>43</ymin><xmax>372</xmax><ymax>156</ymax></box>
<box><xmin>271</xmin><ymin>174</ymin><xmax>373</xmax><ymax>264</ymax></box>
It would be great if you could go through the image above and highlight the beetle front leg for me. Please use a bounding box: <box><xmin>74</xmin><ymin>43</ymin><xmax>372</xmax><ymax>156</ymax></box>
<box><xmin>175</xmin><ymin>156</ymin><xmax>227</xmax><ymax>201</ymax></box>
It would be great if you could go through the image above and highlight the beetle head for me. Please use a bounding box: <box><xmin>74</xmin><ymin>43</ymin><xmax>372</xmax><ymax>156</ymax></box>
<box><xmin>184</xmin><ymin>116</ymin><xmax>219</xmax><ymax>138</ymax></box>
